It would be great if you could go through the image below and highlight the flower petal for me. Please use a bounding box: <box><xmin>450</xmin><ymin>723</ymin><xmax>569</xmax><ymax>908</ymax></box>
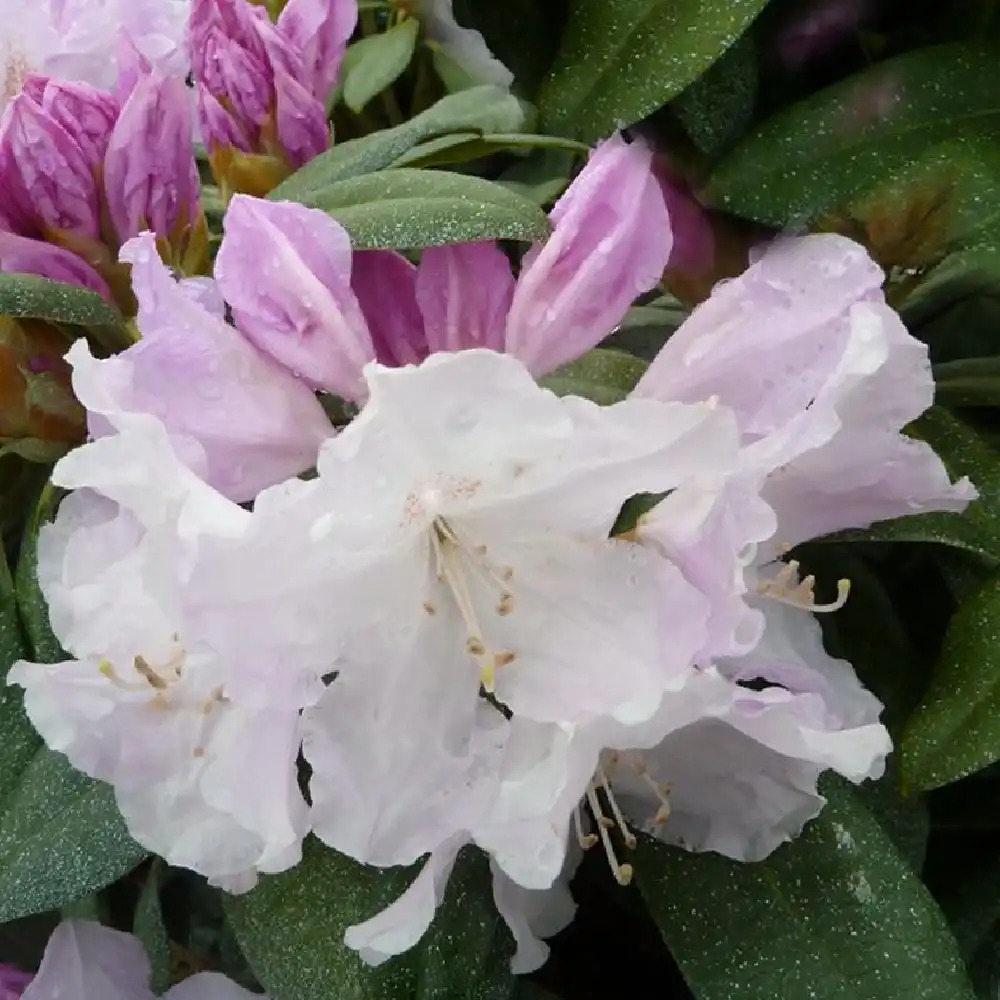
<box><xmin>215</xmin><ymin>195</ymin><xmax>373</xmax><ymax>398</ymax></box>
<box><xmin>505</xmin><ymin>134</ymin><xmax>671</xmax><ymax>376</ymax></box>
<box><xmin>415</xmin><ymin>242</ymin><xmax>514</xmax><ymax>353</ymax></box>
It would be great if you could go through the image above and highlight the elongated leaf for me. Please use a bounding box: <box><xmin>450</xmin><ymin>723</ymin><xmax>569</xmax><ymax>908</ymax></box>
<box><xmin>539</xmin><ymin>0</ymin><xmax>769</xmax><ymax>142</ymax></box>
<box><xmin>636</xmin><ymin>778</ymin><xmax>975</xmax><ymax>1000</ymax></box>
<box><xmin>226</xmin><ymin>839</ymin><xmax>513</xmax><ymax>1000</ymax></box>
<box><xmin>391</xmin><ymin>132</ymin><xmax>588</xmax><ymax>169</ymax></box>
<box><xmin>301</xmin><ymin>169</ymin><xmax>549</xmax><ymax>249</ymax></box>
<box><xmin>14</xmin><ymin>483</ymin><xmax>65</xmax><ymax>663</ymax></box>
<box><xmin>834</xmin><ymin>408</ymin><xmax>1000</xmax><ymax>564</ymax></box>
<box><xmin>134</xmin><ymin>861</ymin><xmax>171</xmax><ymax>994</ymax></box>
<box><xmin>342</xmin><ymin>19</ymin><xmax>419</xmax><ymax>114</ymax></box>
<box><xmin>0</xmin><ymin>273</ymin><xmax>125</xmax><ymax>332</ymax></box>
<box><xmin>903</xmin><ymin>569</ymin><xmax>1000</xmax><ymax>789</ymax></box>
<box><xmin>0</xmin><ymin>747</ymin><xmax>146</xmax><ymax>921</ymax></box>
<box><xmin>273</xmin><ymin>87</ymin><xmax>527</xmax><ymax>198</ymax></box>
<box><xmin>541</xmin><ymin>348</ymin><xmax>648</xmax><ymax>403</ymax></box>
<box><xmin>707</xmin><ymin>44</ymin><xmax>1000</xmax><ymax>225</ymax></box>
<box><xmin>933</xmin><ymin>357</ymin><xmax>1000</xmax><ymax>407</ymax></box>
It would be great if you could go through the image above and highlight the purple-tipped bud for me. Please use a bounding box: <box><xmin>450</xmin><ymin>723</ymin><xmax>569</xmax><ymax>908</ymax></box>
<box><xmin>103</xmin><ymin>72</ymin><xmax>202</xmax><ymax>250</ymax></box>
<box><xmin>189</xmin><ymin>0</ymin><xmax>330</xmax><ymax>186</ymax></box>
<box><xmin>23</xmin><ymin>74</ymin><xmax>119</xmax><ymax>170</ymax></box>
<box><xmin>0</xmin><ymin>90</ymin><xmax>104</xmax><ymax>239</ymax></box>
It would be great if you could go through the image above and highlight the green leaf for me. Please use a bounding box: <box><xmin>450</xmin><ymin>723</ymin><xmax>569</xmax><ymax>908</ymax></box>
<box><xmin>134</xmin><ymin>860</ymin><xmax>171</xmax><ymax>994</ymax></box>
<box><xmin>300</xmin><ymin>169</ymin><xmax>549</xmax><ymax>250</ymax></box>
<box><xmin>706</xmin><ymin>44</ymin><xmax>1000</xmax><ymax>226</ymax></box>
<box><xmin>933</xmin><ymin>357</ymin><xmax>1000</xmax><ymax>407</ymax></box>
<box><xmin>273</xmin><ymin>86</ymin><xmax>528</xmax><ymax>198</ymax></box>
<box><xmin>0</xmin><ymin>273</ymin><xmax>125</xmax><ymax>333</ymax></box>
<box><xmin>226</xmin><ymin>839</ymin><xmax>514</xmax><ymax>1000</ymax></box>
<box><xmin>834</xmin><ymin>408</ymin><xmax>1000</xmax><ymax>564</ymax></box>
<box><xmin>495</xmin><ymin>149</ymin><xmax>576</xmax><ymax>206</ymax></box>
<box><xmin>902</xmin><ymin>568</ymin><xmax>1000</xmax><ymax>789</ymax></box>
<box><xmin>391</xmin><ymin>132</ymin><xmax>588</xmax><ymax>169</ymax></box>
<box><xmin>0</xmin><ymin>541</ymin><xmax>26</xmax><ymax>675</ymax></box>
<box><xmin>540</xmin><ymin>348</ymin><xmax>649</xmax><ymax>404</ymax></box>
<box><xmin>15</xmin><ymin>483</ymin><xmax>65</xmax><ymax>663</ymax></box>
<box><xmin>672</xmin><ymin>32</ymin><xmax>757</xmax><ymax>157</ymax></box>
<box><xmin>538</xmin><ymin>0</ymin><xmax>769</xmax><ymax>142</ymax></box>
<box><xmin>0</xmin><ymin>746</ymin><xmax>147</xmax><ymax>921</ymax></box>
<box><xmin>636</xmin><ymin>777</ymin><xmax>975</xmax><ymax>1000</ymax></box>
<box><xmin>342</xmin><ymin>19</ymin><xmax>419</xmax><ymax>114</ymax></box>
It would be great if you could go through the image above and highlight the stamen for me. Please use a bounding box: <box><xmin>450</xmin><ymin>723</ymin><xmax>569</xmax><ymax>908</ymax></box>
<box><xmin>598</xmin><ymin>768</ymin><xmax>636</xmax><ymax>849</ymax></box>
<box><xmin>422</xmin><ymin>600</ymin><xmax>437</xmax><ymax>615</ymax></box>
<box><xmin>429</xmin><ymin>517</ymin><xmax>518</xmax><ymax>691</ymax></box>
<box><xmin>133</xmin><ymin>655</ymin><xmax>168</xmax><ymax>690</ymax></box>
<box><xmin>757</xmin><ymin>560</ymin><xmax>851</xmax><ymax>613</ymax></box>
<box><xmin>574</xmin><ymin>804</ymin><xmax>598</xmax><ymax>850</ymax></box>
<box><xmin>585</xmin><ymin>784</ymin><xmax>633</xmax><ymax>886</ymax></box>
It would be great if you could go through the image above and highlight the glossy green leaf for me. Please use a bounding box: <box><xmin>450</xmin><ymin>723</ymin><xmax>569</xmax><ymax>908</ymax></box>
<box><xmin>391</xmin><ymin>132</ymin><xmax>588</xmax><ymax>169</ymax></box>
<box><xmin>226</xmin><ymin>839</ymin><xmax>514</xmax><ymax>1000</ymax></box>
<box><xmin>342</xmin><ymin>19</ymin><xmax>419</xmax><ymax>114</ymax></box>
<box><xmin>540</xmin><ymin>348</ymin><xmax>649</xmax><ymax>404</ymax></box>
<box><xmin>636</xmin><ymin>778</ymin><xmax>975</xmax><ymax>1000</ymax></box>
<box><xmin>134</xmin><ymin>860</ymin><xmax>171</xmax><ymax>994</ymax></box>
<box><xmin>672</xmin><ymin>32</ymin><xmax>757</xmax><ymax>157</ymax></box>
<box><xmin>15</xmin><ymin>484</ymin><xmax>65</xmax><ymax>663</ymax></box>
<box><xmin>0</xmin><ymin>747</ymin><xmax>147</xmax><ymax>921</ymax></box>
<box><xmin>539</xmin><ymin>0</ymin><xmax>769</xmax><ymax>142</ymax></box>
<box><xmin>301</xmin><ymin>169</ymin><xmax>548</xmax><ymax>250</ymax></box>
<box><xmin>707</xmin><ymin>44</ymin><xmax>1000</xmax><ymax>225</ymax></box>
<box><xmin>0</xmin><ymin>273</ymin><xmax>125</xmax><ymax>333</ymax></box>
<box><xmin>272</xmin><ymin>86</ymin><xmax>528</xmax><ymax>199</ymax></box>
<box><xmin>834</xmin><ymin>408</ymin><xmax>1000</xmax><ymax>564</ymax></box>
<box><xmin>903</xmin><ymin>568</ymin><xmax>1000</xmax><ymax>789</ymax></box>
<box><xmin>933</xmin><ymin>356</ymin><xmax>1000</xmax><ymax>407</ymax></box>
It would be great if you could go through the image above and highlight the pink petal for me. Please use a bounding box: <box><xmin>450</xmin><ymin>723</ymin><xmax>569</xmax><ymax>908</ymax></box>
<box><xmin>415</xmin><ymin>242</ymin><xmax>514</xmax><ymax>354</ymax></box>
<box><xmin>215</xmin><ymin>195</ymin><xmax>374</xmax><ymax>399</ymax></box>
<box><xmin>505</xmin><ymin>134</ymin><xmax>671</xmax><ymax>376</ymax></box>
<box><xmin>90</xmin><ymin>232</ymin><xmax>334</xmax><ymax>501</ymax></box>
<box><xmin>350</xmin><ymin>249</ymin><xmax>429</xmax><ymax>367</ymax></box>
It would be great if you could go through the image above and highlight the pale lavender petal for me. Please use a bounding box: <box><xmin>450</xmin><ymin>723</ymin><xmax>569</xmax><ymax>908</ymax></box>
<box><xmin>195</xmin><ymin>84</ymin><xmax>252</xmax><ymax>153</ymax></box>
<box><xmin>415</xmin><ymin>242</ymin><xmax>513</xmax><ymax>353</ymax></box>
<box><xmin>104</xmin><ymin>71</ymin><xmax>201</xmax><ymax>242</ymax></box>
<box><xmin>505</xmin><ymin>134</ymin><xmax>671</xmax><ymax>376</ymax></box>
<box><xmin>215</xmin><ymin>195</ymin><xmax>374</xmax><ymax>399</ymax></box>
<box><xmin>350</xmin><ymin>249</ymin><xmax>429</xmax><ymax>367</ymax></box>
<box><xmin>0</xmin><ymin>963</ymin><xmax>32</xmax><ymax>1000</ymax></box>
<box><xmin>278</xmin><ymin>0</ymin><xmax>357</xmax><ymax>98</ymax></box>
<box><xmin>0</xmin><ymin>229</ymin><xmax>110</xmax><ymax>297</ymax></box>
<box><xmin>634</xmin><ymin>235</ymin><xmax>885</xmax><ymax>439</ymax></box>
<box><xmin>344</xmin><ymin>836</ymin><xmax>466</xmax><ymax>966</ymax></box>
<box><xmin>21</xmin><ymin>921</ymin><xmax>151</xmax><ymax>1000</ymax></box>
<box><xmin>100</xmin><ymin>232</ymin><xmax>333</xmax><ymax>500</ymax></box>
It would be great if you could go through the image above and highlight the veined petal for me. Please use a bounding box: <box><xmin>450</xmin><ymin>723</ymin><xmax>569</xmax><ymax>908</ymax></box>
<box><xmin>505</xmin><ymin>134</ymin><xmax>671</xmax><ymax>376</ymax></box>
<box><xmin>416</xmin><ymin>241</ymin><xmax>514</xmax><ymax>354</ymax></box>
<box><xmin>350</xmin><ymin>249</ymin><xmax>428</xmax><ymax>367</ymax></box>
<box><xmin>215</xmin><ymin>195</ymin><xmax>374</xmax><ymax>399</ymax></box>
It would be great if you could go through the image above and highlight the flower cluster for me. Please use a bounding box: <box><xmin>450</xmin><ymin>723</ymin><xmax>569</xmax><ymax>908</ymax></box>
<box><xmin>5</xmin><ymin>117</ymin><xmax>975</xmax><ymax>976</ymax></box>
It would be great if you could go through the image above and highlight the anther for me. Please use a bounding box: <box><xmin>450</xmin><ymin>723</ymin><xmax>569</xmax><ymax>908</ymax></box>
<box><xmin>497</xmin><ymin>593</ymin><xmax>514</xmax><ymax>616</ymax></box>
<box><xmin>467</xmin><ymin>637</ymin><xmax>486</xmax><ymax>656</ymax></box>
<box><xmin>133</xmin><ymin>655</ymin><xmax>168</xmax><ymax>690</ymax></box>
<box><xmin>422</xmin><ymin>600</ymin><xmax>437</xmax><ymax>615</ymax></box>
<box><xmin>574</xmin><ymin>804</ymin><xmax>598</xmax><ymax>850</ymax></box>
<box><xmin>493</xmin><ymin>651</ymin><xmax>516</xmax><ymax>668</ymax></box>
<box><xmin>585</xmin><ymin>783</ymin><xmax>634</xmax><ymax>887</ymax></box>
